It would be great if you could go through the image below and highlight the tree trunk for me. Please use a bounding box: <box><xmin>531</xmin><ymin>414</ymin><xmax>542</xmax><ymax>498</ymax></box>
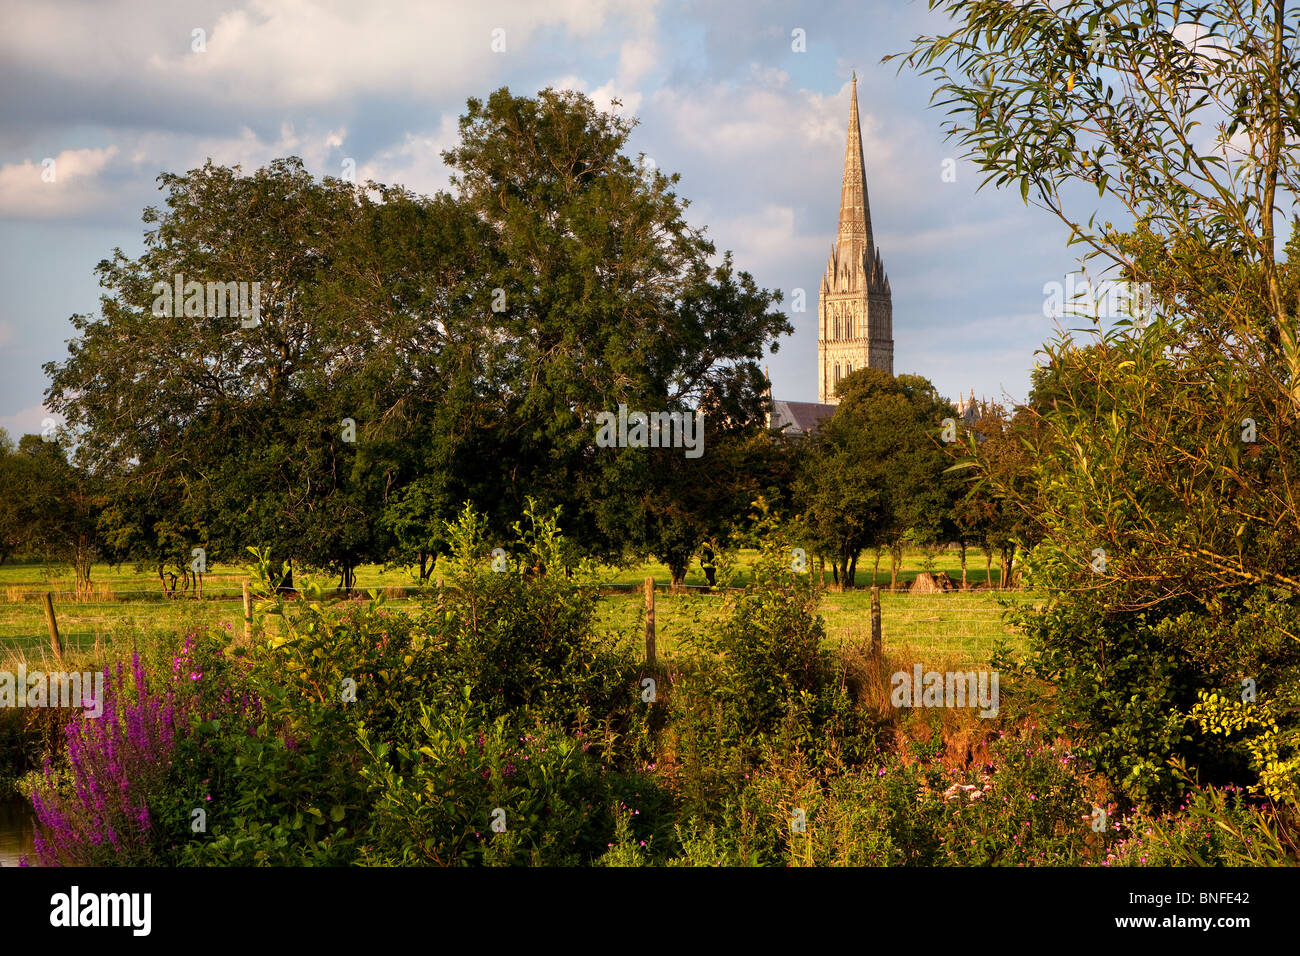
<box><xmin>74</xmin><ymin>544</ymin><xmax>93</xmax><ymax>600</ymax></box>
<box><xmin>847</xmin><ymin>554</ymin><xmax>858</xmax><ymax>589</ymax></box>
<box><xmin>960</xmin><ymin>541</ymin><xmax>968</xmax><ymax>588</ymax></box>
<box><xmin>819</xmin><ymin>556</ymin><xmax>825</xmax><ymax>589</ymax></box>
<box><xmin>873</xmin><ymin>549</ymin><xmax>882</xmax><ymax>587</ymax></box>
<box><xmin>984</xmin><ymin>549</ymin><xmax>993</xmax><ymax>589</ymax></box>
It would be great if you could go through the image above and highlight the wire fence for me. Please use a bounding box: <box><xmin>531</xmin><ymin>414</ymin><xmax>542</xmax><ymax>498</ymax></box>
<box><xmin>874</xmin><ymin>593</ymin><xmax>1030</xmax><ymax>665</ymax></box>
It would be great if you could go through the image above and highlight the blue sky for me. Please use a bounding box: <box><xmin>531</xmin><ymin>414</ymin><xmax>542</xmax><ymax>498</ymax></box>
<box><xmin>0</xmin><ymin>0</ymin><xmax>1102</xmax><ymax>436</ymax></box>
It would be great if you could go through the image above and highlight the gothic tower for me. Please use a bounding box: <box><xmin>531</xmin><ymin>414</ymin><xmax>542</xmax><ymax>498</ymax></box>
<box><xmin>818</xmin><ymin>74</ymin><xmax>893</xmax><ymax>404</ymax></box>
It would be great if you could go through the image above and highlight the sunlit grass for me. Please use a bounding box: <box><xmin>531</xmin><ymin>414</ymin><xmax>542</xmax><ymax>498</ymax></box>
<box><xmin>0</xmin><ymin>549</ymin><xmax>1030</xmax><ymax>667</ymax></box>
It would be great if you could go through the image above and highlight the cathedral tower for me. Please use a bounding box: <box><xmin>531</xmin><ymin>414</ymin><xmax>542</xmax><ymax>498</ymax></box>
<box><xmin>818</xmin><ymin>74</ymin><xmax>893</xmax><ymax>404</ymax></box>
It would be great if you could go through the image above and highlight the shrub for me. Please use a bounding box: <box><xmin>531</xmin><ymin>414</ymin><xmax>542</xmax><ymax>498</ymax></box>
<box><xmin>357</xmin><ymin>692</ymin><xmax>617</xmax><ymax>865</ymax></box>
<box><xmin>174</xmin><ymin>607</ymin><xmax>371</xmax><ymax>866</ymax></box>
<box><xmin>1012</xmin><ymin>557</ymin><xmax>1300</xmax><ymax>806</ymax></box>
<box><xmin>689</xmin><ymin>521</ymin><xmax>837</xmax><ymax>749</ymax></box>
<box><xmin>1105</xmin><ymin>782</ymin><xmax>1299</xmax><ymax>866</ymax></box>
<box><xmin>422</xmin><ymin>500</ymin><xmax>635</xmax><ymax>730</ymax></box>
<box><xmin>691</xmin><ymin>728</ymin><xmax>1109</xmax><ymax>867</ymax></box>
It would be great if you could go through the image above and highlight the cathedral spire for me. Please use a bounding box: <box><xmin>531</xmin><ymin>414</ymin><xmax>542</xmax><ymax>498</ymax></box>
<box><xmin>818</xmin><ymin>73</ymin><xmax>893</xmax><ymax>403</ymax></box>
<box><xmin>836</xmin><ymin>73</ymin><xmax>874</xmax><ymax>269</ymax></box>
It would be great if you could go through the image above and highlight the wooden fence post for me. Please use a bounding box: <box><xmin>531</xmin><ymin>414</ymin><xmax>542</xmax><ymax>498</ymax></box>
<box><xmin>870</xmin><ymin>585</ymin><xmax>882</xmax><ymax>660</ymax></box>
<box><xmin>43</xmin><ymin>592</ymin><xmax>63</xmax><ymax>661</ymax></box>
<box><xmin>644</xmin><ymin>577</ymin><xmax>656</xmax><ymax>668</ymax></box>
<box><xmin>242</xmin><ymin>581</ymin><xmax>253</xmax><ymax>641</ymax></box>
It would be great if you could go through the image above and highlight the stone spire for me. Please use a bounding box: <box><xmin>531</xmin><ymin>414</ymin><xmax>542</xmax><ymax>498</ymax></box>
<box><xmin>818</xmin><ymin>74</ymin><xmax>894</xmax><ymax>403</ymax></box>
<box><xmin>835</xmin><ymin>73</ymin><xmax>874</xmax><ymax>271</ymax></box>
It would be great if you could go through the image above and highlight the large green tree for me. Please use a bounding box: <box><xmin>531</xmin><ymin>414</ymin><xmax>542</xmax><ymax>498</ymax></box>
<box><xmin>433</xmin><ymin>87</ymin><xmax>790</xmax><ymax>571</ymax></box>
<box><xmin>5</xmin><ymin>435</ymin><xmax>102</xmax><ymax>595</ymax></box>
<box><xmin>0</xmin><ymin>430</ymin><xmax>26</xmax><ymax>566</ymax></box>
<box><xmin>797</xmin><ymin>369</ymin><xmax>957</xmax><ymax>589</ymax></box>
<box><xmin>45</xmin><ymin>159</ymin><xmax>396</xmax><ymax>588</ymax></box>
<box><xmin>899</xmin><ymin>0</ymin><xmax>1300</xmax><ymax>802</ymax></box>
<box><xmin>44</xmin><ymin>88</ymin><xmax>790</xmax><ymax>584</ymax></box>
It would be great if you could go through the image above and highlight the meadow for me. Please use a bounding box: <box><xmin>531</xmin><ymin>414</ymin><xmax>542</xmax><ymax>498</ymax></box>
<box><xmin>0</xmin><ymin>549</ymin><xmax>1030</xmax><ymax>668</ymax></box>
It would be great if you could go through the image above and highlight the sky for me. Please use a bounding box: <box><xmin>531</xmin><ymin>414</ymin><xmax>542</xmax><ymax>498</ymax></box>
<box><xmin>0</xmin><ymin>0</ymin><xmax>1109</xmax><ymax>437</ymax></box>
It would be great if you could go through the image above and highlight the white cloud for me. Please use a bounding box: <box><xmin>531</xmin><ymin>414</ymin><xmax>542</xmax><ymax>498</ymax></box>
<box><xmin>702</xmin><ymin>204</ymin><xmax>824</xmax><ymax>276</ymax></box>
<box><xmin>0</xmin><ymin>146</ymin><xmax>120</xmax><ymax>220</ymax></box>
<box><xmin>0</xmin><ymin>404</ymin><xmax>58</xmax><ymax>438</ymax></box>
<box><xmin>1172</xmin><ymin>21</ymin><xmax>1233</xmax><ymax>67</ymax></box>
<box><xmin>650</xmin><ymin>75</ymin><xmax>911</xmax><ymax>200</ymax></box>
<box><xmin>550</xmin><ymin>74</ymin><xmax>643</xmax><ymax>119</ymax></box>
<box><xmin>0</xmin><ymin>123</ymin><xmax>371</xmax><ymax>221</ymax></box>
<box><xmin>357</xmin><ymin>115</ymin><xmax>461</xmax><ymax>196</ymax></box>
<box><xmin>3</xmin><ymin>0</ymin><xmax>632</xmax><ymax>110</ymax></box>
<box><xmin>617</xmin><ymin>37</ymin><xmax>658</xmax><ymax>86</ymax></box>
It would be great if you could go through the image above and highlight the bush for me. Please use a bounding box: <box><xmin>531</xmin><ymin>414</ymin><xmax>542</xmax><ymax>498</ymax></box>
<box><xmin>358</xmin><ymin>692</ymin><xmax>617</xmax><ymax>865</ymax></box>
<box><xmin>697</xmin><ymin>728</ymin><xmax>1107</xmax><ymax>866</ymax></box>
<box><xmin>1105</xmin><ymin>782</ymin><xmax>1298</xmax><ymax>866</ymax></box>
<box><xmin>1013</xmin><ymin>552</ymin><xmax>1300</xmax><ymax>806</ymax></box>
<box><xmin>424</xmin><ymin>500</ymin><xmax>635</xmax><ymax>730</ymax></box>
<box><xmin>689</xmin><ymin>522</ymin><xmax>841</xmax><ymax>750</ymax></box>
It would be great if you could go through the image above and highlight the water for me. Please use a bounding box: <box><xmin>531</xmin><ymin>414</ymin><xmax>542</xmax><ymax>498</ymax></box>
<box><xmin>0</xmin><ymin>794</ymin><xmax>36</xmax><ymax>867</ymax></box>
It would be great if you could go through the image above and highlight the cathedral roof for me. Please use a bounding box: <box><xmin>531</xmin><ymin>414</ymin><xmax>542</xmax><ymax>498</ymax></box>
<box><xmin>769</xmin><ymin>400</ymin><xmax>837</xmax><ymax>436</ymax></box>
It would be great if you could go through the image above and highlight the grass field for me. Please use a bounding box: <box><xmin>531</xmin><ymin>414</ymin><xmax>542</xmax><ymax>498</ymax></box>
<box><xmin>0</xmin><ymin>546</ymin><xmax>1010</xmax><ymax>597</ymax></box>
<box><xmin>0</xmin><ymin>548</ymin><xmax>1032</xmax><ymax>667</ymax></box>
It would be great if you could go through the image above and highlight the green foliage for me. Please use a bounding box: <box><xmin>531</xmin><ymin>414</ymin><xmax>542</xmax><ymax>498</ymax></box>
<box><xmin>1187</xmin><ymin>687</ymin><xmax>1300</xmax><ymax>805</ymax></box>
<box><xmin>687</xmin><ymin>516</ymin><xmax>864</xmax><ymax>762</ymax></box>
<box><xmin>1107</xmin><ymin>781</ymin><xmax>1299</xmax><ymax>866</ymax></box>
<box><xmin>1012</xmin><ymin>559</ymin><xmax>1300</xmax><ymax>804</ymax></box>
<box><xmin>42</xmin><ymin>85</ymin><xmax>793</xmax><ymax>588</ymax></box>
<box><xmin>426</xmin><ymin>500</ymin><xmax>635</xmax><ymax>728</ymax></box>
<box><xmin>357</xmin><ymin>693</ymin><xmax>615</xmax><ymax>866</ymax></box>
<box><xmin>0</xmin><ymin>435</ymin><xmax>100</xmax><ymax>593</ymax></box>
<box><xmin>660</xmin><ymin>729</ymin><xmax>1107</xmax><ymax>867</ymax></box>
<box><xmin>174</xmin><ymin>623</ymin><xmax>368</xmax><ymax>866</ymax></box>
<box><xmin>797</xmin><ymin>369</ymin><xmax>959</xmax><ymax>585</ymax></box>
<box><xmin>895</xmin><ymin>0</ymin><xmax>1300</xmax><ymax>816</ymax></box>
